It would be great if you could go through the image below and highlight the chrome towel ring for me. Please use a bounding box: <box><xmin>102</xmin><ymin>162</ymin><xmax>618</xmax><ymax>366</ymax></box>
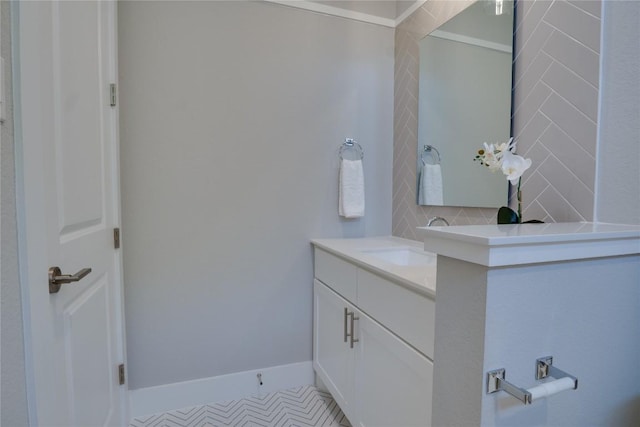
<box><xmin>339</xmin><ymin>138</ymin><xmax>364</xmax><ymax>160</ymax></box>
<box><xmin>421</xmin><ymin>144</ymin><xmax>441</xmax><ymax>165</ymax></box>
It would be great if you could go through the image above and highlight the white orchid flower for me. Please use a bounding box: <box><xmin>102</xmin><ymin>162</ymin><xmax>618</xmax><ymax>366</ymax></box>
<box><xmin>494</xmin><ymin>138</ymin><xmax>514</xmax><ymax>156</ymax></box>
<box><xmin>474</xmin><ymin>138</ymin><xmax>534</xmax><ymax>223</ymax></box>
<box><xmin>482</xmin><ymin>142</ymin><xmax>502</xmax><ymax>171</ymax></box>
<box><xmin>494</xmin><ymin>142</ymin><xmax>509</xmax><ymax>155</ymax></box>
<box><xmin>501</xmin><ymin>150</ymin><xmax>532</xmax><ymax>184</ymax></box>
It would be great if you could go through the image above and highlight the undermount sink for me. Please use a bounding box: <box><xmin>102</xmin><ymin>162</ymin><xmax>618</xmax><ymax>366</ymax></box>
<box><xmin>360</xmin><ymin>247</ymin><xmax>436</xmax><ymax>266</ymax></box>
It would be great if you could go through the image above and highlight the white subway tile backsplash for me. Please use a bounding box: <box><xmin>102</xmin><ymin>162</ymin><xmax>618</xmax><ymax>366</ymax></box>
<box><xmin>517</xmin><ymin>112</ymin><xmax>551</xmax><ymax>154</ymax></box>
<box><xmin>514</xmin><ymin>22</ymin><xmax>555</xmax><ymax>74</ymax></box>
<box><xmin>545</xmin><ymin>0</ymin><xmax>601</xmax><ymax>52</ymax></box>
<box><xmin>539</xmin><ymin>93</ymin><xmax>597</xmax><ymax>155</ymax></box>
<box><xmin>522</xmin><ymin>140</ymin><xmax>552</xmax><ymax>173</ymax></box>
<box><xmin>523</xmin><ymin>199</ymin><xmax>552</xmax><ymax>223</ymax></box>
<box><xmin>515</xmin><ymin>1</ymin><xmax>554</xmax><ymax>53</ymax></box>
<box><xmin>539</xmin><ymin>123</ymin><xmax>596</xmax><ymax>190</ymax></box>
<box><xmin>543</xmin><ymin>29</ymin><xmax>600</xmax><ymax>86</ymax></box>
<box><xmin>567</xmin><ymin>0</ymin><xmax>602</xmax><ymax>18</ymax></box>
<box><xmin>538</xmin><ymin>155</ymin><xmax>595</xmax><ymax>219</ymax></box>
<box><xmin>537</xmin><ymin>184</ymin><xmax>586</xmax><ymax>222</ymax></box>
<box><xmin>514</xmin><ymin>50</ymin><xmax>554</xmax><ymax>97</ymax></box>
<box><xmin>521</xmin><ymin>170</ymin><xmax>550</xmax><ymax>203</ymax></box>
<box><xmin>513</xmin><ymin>81</ymin><xmax>553</xmax><ymax>122</ymax></box>
<box><xmin>541</xmin><ymin>61</ymin><xmax>599</xmax><ymax>121</ymax></box>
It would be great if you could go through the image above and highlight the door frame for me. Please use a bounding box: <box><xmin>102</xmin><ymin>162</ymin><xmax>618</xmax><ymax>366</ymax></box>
<box><xmin>11</xmin><ymin>1</ymin><xmax>129</xmax><ymax>424</ymax></box>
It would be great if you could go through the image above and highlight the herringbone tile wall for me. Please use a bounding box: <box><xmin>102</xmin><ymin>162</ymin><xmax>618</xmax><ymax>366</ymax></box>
<box><xmin>129</xmin><ymin>385</ymin><xmax>351</xmax><ymax>427</ymax></box>
<box><xmin>393</xmin><ymin>0</ymin><xmax>601</xmax><ymax>240</ymax></box>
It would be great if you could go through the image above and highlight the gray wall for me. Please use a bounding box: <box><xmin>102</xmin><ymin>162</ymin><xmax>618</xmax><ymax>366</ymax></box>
<box><xmin>119</xmin><ymin>1</ymin><xmax>394</xmax><ymax>389</ymax></box>
<box><xmin>0</xmin><ymin>1</ymin><xmax>29</xmax><ymax>425</ymax></box>
<box><xmin>596</xmin><ymin>0</ymin><xmax>640</xmax><ymax>225</ymax></box>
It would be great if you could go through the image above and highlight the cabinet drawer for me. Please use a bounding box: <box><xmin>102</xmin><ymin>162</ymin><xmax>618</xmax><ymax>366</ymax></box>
<box><xmin>357</xmin><ymin>268</ymin><xmax>435</xmax><ymax>359</ymax></box>
<box><xmin>314</xmin><ymin>249</ymin><xmax>357</xmax><ymax>302</ymax></box>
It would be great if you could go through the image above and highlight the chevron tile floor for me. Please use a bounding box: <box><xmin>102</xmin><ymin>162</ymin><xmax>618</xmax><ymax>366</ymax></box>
<box><xmin>129</xmin><ymin>385</ymin><xmax>351</xmax><ymax>427</ymax></box>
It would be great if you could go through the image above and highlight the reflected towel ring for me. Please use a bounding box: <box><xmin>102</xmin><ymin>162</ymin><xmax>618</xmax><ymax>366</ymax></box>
<box><xmin>421</xmin><ymin>145</ymin><xmax>441</xmax><ymax>165</ymax></box>
<box><xmin>339</xmin><ymin>138</ymin><xmax>364</xmax><ymax>160</ymax></box>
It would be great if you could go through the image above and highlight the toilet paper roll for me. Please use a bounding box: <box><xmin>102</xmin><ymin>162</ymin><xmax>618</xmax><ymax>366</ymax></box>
<box><xmin>527</xmin><ymin>377</ymin><xmax>575</xmax><ymax>402</ymax></box>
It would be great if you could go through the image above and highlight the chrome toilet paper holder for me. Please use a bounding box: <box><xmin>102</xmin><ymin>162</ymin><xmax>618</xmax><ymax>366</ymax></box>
<box><xmin>487</xmin><ymin>356</ymin><xmax>578</xmax><ymax>405</ymax></box>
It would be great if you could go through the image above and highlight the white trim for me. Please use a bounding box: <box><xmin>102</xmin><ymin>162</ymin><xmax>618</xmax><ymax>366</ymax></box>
<box><xmin>395</xmin><ymin>0</ymin><xmax>427</xmax><ymax>27</ymax></box>
<box><xmin>430</xmin><ymin>29</ymin><xmax>513</xmax><ymax>54</ymax></box>
<box><xmin>421</xmin><ymin>223</ymin><xmax>640</xmax><ymax>267</ymax></box>
<box><xmin>263</xmin><ymin>0</ymin><xmax>396</xmax><ymax>28</ymax></box>
<box><xmin>129</xmin><ymin>361</ymin><xmax>315</xmax><ymax>419</ymax></box>
<box><xmin>12</xmin><ymin>0</ymin><xmax>38</xmax><ymax>423</ymax></box>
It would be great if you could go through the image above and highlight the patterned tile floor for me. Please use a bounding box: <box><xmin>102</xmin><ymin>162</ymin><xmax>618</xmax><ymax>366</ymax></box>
<box><xmin>129</xmin><ymin>385</ymin><xmax>351</xmax><ymax>427</ymax></box>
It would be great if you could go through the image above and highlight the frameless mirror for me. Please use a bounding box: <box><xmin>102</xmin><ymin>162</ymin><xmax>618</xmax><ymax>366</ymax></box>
<box><xmin>417</xmin><ymin>0</ymin><xmax>514</xmax><ymax>207</ymax></box>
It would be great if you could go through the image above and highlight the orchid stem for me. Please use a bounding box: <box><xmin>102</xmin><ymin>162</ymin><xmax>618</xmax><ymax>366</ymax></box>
<box><xmin>517</xmin><ymin>177</ymin><xmax>522</xmax><ymax>223</ymax></box>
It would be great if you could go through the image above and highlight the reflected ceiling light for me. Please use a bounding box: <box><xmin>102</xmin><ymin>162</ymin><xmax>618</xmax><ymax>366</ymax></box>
<box><xmin>484</xmin><ymin>0</ymin><xmax>512</xmax><ymax>16</ymax></box>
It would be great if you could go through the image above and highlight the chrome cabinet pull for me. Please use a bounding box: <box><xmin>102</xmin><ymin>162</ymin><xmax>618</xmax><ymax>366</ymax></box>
<box><xmin>49</xmin><ymin>266</ymin><xmax>92</xmax><ymax>294</ymax></box>
<box><xmin>344</xmin><ymin>307</ymin><xmax>349</xmax><ymax>343</ymax></box>
<box><xmin>349</xmin><ymin>311</ymin><xmax>359</xmax><ymax>348</ymax></box>
<box><xmin>343</xmin><ymin>308</ymin><xmax>359</xmax><ymax>348</ymax></box>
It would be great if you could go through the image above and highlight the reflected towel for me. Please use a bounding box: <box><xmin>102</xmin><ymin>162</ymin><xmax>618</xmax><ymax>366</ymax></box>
<box><xmin>339</xmin><ymin>159</ymin><xmax>365</xmax><ymax>218</ymax></box>
<box><xmin>418</xmin><ymin>163</ymin><xmax>443</xmax><ymax>205</ymax></box>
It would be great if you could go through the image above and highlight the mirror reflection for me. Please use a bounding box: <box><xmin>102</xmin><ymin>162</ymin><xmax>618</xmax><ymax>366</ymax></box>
<box><xmin>417</xmin><ymin>0</ymin><xmax>514</xmax><ymax>207</ymax></box>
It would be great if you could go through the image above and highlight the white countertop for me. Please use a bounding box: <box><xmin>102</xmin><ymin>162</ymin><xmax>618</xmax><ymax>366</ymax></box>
<box><xmin>419</xmin><ymin>222</ymin><xmax>640</xmax><ymax>267</ymax></box>
<box><xmin>311</xmin><ymin>236</ymin><xmax>437</xmax><ymax>298</ymax></box>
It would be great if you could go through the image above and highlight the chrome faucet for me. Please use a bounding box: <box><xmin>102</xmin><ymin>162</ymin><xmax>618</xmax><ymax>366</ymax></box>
<box><xmin>427</xmin><ymin>216</ymin><xmax>449</xmax><ymax>227</ymax></box>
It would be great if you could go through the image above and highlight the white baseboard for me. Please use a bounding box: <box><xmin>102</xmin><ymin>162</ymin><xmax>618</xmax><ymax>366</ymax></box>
<box><xmin>129</xmin><ymin>361</ymin><xmax>314</xmax><ymax>419</ymax></box>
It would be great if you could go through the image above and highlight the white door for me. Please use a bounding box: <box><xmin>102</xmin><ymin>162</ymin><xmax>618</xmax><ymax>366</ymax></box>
<box><xmin>17</xmin><ymin>1</ymin><xmax>126</xmax><ymax>425</ymax></box>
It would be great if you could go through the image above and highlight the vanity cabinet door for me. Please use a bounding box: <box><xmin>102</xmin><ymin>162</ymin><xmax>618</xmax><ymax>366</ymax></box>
<box><xmin>313</xmin><ymin>280</ymin><xmax>356</xmax><ymax>422</ymax></box>
<box><xmin>355</xmin><ymin>312</ymin><xmax>433</xmax><ymax>427</ymax></box>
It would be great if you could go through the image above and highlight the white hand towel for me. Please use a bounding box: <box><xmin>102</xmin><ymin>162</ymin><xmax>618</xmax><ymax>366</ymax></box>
<box><xmin>419</xmin><ymin>163</ymin><xmax>443</xmax><ymax>206</ymax></box>
<box><xmin>339</xmin><ymin>159</ymin><xmax>365</xmax><ymax>218</ymax></box>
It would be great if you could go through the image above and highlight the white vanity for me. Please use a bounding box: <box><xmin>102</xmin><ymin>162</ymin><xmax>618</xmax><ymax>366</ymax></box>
<box><xmin>313</xmin><ymin>223</ymin><xmax>640</xmax><ymax>427</ymax></box>
<box><xmin>311</xmin><ymin>237</ymin><xmax>436</xmax><ymax>427</ymax></box>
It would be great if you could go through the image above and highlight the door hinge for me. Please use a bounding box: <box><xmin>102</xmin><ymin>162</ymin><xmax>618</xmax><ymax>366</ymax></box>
<box><xmin>110</xmin><ymin>83</ymin><xmax>117</xmax><ymax>107</ymax></box>
<box><xmin>118</xmin><ymin>363</ymin><xmax>126</xmax><ymax>385</ymax></box>
<box><xmin>113</xmin><ymin>228</ymin><xmax>120</xmax><ymax>249</ymax></box>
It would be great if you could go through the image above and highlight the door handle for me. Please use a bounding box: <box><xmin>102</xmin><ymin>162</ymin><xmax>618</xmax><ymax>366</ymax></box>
<box><xmin>49</xmin><ymin>266</ymin><xmax>92</xmax><ymax>294</ymax></box>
